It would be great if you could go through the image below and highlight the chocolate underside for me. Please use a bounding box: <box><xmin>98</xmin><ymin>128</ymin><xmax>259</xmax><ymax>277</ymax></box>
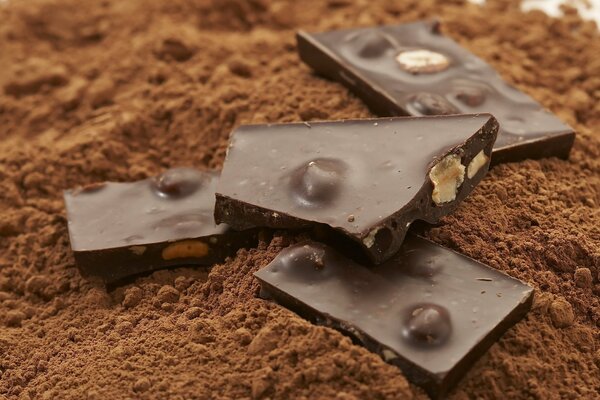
<box><xmin>215</xmin><ymin>115</ymin><xmax>498</xmax><ymax>264</ymax></box>
<box><xmin>296</xmin><ymin>21</ymin><xmax>575</xmax><ymax>165</ymax></box>
<box><xmin>255</xmin><ymin>236</ymin><xmax>534</xmax><ymax>399</ymax></box>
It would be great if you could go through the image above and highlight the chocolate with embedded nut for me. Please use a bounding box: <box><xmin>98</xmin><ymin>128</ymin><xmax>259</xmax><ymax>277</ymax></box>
<box><xmin>64</xmin><ymin>168</ymin><xmax>257</xmax><ymax>282</ymax></box>
<box><xmin>215</xmin><ymin>114</ymin><xmax>498</xmax><ymax>264</ymax></box>
<box><xmin>255</xmin><ymin>236</ymin><xmax>534</xmax><ymax>399</ymax></box>
<box><xmin>296</xmin><ymin>20</ymin><xmax>575</xmax><ymax>165</ymax></box>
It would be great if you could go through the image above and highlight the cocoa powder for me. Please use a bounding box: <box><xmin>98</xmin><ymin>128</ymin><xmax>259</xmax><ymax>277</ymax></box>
<box><xmin>0</xmin><ymin>0</ymin><xmax>599</xmax><ymax>399</ymax></box>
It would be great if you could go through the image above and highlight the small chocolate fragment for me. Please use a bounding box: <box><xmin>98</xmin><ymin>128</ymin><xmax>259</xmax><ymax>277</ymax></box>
<box><xmin>215</xmin><ymin>115</ymin><xmax>497</xmax><ymax>264</ymax></box>
<box><xmin>255</xmin><ymin>236</ymin><xmax>534</xmax><ymax>399</ymax></box>
<box><xmin>64</xmin><ymin>168</ymin><xmax>257</xmax><ymax>282</ymax></box>
<box><xmin>297</xmin><ymin>20</ymin><xmax>575</xmax><ymax>165</ymax></box>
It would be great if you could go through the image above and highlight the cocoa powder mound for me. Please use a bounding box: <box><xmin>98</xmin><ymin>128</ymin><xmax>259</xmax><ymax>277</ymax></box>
<box><xmin>0</xmin><ymin>0</ymin><xmax>598</xmax><ymax>399</ymax></box>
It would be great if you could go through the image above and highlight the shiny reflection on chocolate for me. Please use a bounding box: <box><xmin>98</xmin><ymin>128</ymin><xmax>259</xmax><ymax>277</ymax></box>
<box><xmin>402</xmin><ymin>303</ymin><xmax>452</xmax><ymax>346</ymax></box>
<box><xmin>406</xmin><ymin>93</ymin><xmax>459</xmax><ymax>116</ymax></box>
<box><xmin>153</xmin><ymin>213</ymin><xmax>211</xmax><ymax>232</ymax></box>
<box><xmin>152</xmin><ymin>168</ymin><xmax>204</xmax><ymax>198</ymax></box>
<box><xmin>289</xmin><ymin>158</ymin><xmax>347</xmax><ymax>208</ymax></box>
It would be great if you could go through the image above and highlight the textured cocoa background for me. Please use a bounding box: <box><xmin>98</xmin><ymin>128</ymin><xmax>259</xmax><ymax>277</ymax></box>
<box><xmin>0</xmin><ymin>0</ymin><xmax>598</xmax><ymax>399</ymax></box>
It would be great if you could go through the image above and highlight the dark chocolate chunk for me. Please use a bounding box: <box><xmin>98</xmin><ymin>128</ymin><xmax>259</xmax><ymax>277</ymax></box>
<box><xmin>297</xmin><ymin>20</ymin><xmax>575</xmax><ymax>165</ymax></box>
<box><xmin>254</xmin><ymin>236</ymin><xmax>534</xmax><ymax>399</ymax></box>
<box><xmin>64</xmin><ymin>168</ymin><xmax>257</xmax><ymax>282</ymax></box>
<box><xmin>215</xmin><ymin>115</ymin><xmax>498</xmax><ymax>264</ymax></box>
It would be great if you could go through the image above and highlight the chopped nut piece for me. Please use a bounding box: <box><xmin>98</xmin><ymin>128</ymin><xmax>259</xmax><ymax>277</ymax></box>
<box><xmin>362</xmin><ymin>226</ymin><xmax>380</xmax><ymax>248</ymax></box>
<box><xmin>382</xmin><ymin>348</ymin><xmax>398</xmax><ymax>361</ymax></box>
<box><xmin>429</xmin><ymin>154</ymin><xmax>465</xmax><ymax>204</ymax></box>
<box><xmin>129</xmin><ymin>246</ymin><xmax>146</xmax><ymax>255</ymax></box>
<box><xmin>396</xmin><ymin>49</ymin><xmax>450</xmax><ymax>74</ymax></box>
<box><xmin>162</xmin><ymin>240</ymin><xmax>209</xmax><ymax>260</ymax></box>
<box><xmin>467</xmin><ymin>150</ymin><xmax>488</xmax><ymax>179</ymax></box>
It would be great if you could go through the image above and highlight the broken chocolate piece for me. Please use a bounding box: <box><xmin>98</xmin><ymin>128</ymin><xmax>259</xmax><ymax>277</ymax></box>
<box><xmin>215</xmin><ymin>115</ymin><xmax>498</xmax><ymax>264</ymax></box>
<box><xmin>255</xmin><ymin>236</ymin><xmax>534</xmax><ymax>399</ymax></box>
<box><xmin>297</xmin><ymin>21</ymin><xmax>575</xmax><ymax>165</ymax></box>
<box><xmin>64</xmin><ymin>168</ymin><xmax>257</xmax><ymax>282</ymax></box>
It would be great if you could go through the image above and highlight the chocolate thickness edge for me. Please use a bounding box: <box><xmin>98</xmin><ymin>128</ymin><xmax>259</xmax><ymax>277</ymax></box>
<box><xmin>71</xmin><ymin>230</ymin><xmax>259</xmax><ymax>283</ymax></box>
<box><xmin>215</xmin><ymin>115</ymin><xmax>498</xmax><ymax>265</ymax></box>
<box><xmin>73</xmin><ymin>245</ymin><xmax>212</xmax><ymax>283</ymax></box>
<box><xmin>254</xmin><ymin>237</ymin><xmax>535</xmax><ymax>399</ymax></box>
<box><xmin>296</xmin><ymin>30</ymin><xmax>575</xmax><ymax>165</ymax></box>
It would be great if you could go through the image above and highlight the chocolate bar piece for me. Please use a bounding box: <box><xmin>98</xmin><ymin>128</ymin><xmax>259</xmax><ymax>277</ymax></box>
<box><xmin>255</xmin><ymin>236</ymin><xmax>534</xmax><ymax>399</ymax></box>
<box><xmin>297</xmin><ymin>21</ymin><xmax>575</xmax><ymax>165</ymax></box>
<box><xmin>215</xmin><ymin>115</ymin><xmax>497</xmax><ymax>264</ymax></box>
<box><xmin>64</xmin><ymin>168</ymin><xmax>257</xmax><ymax>282</ymax></box>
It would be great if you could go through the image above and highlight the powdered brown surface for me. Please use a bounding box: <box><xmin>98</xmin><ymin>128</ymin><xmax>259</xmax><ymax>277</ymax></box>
<box><xmin>0</xmin><ymin>0</ymin><xmax>599</xmax><ymax>399</ymax></box>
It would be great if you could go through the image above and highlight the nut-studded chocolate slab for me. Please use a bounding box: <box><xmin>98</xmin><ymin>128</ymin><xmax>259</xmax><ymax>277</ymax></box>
<box><xmin>297</xmin><ymin>21</ymin><xmax>575</xmax><ymax>165</ymax></box>
<box><xmin>64</xmin><ymin>168</ymin><xmax>257</xmax><ymax>282</ymax></box>
<box><xmin>255</xmin><ymin>236</ymin><xmax>534</xmax><ymax>399</ymax></box>
<box><xmin>215</xmin><ymin>114</ymin><xmax>498</xmax><ymax>264</ymax></box>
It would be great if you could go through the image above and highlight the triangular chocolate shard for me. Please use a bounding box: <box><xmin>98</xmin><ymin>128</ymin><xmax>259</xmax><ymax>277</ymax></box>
<box><xmin>215</xmin><ymin>114</ymin><xmax>498</xmax><ymax>264</ymax></box>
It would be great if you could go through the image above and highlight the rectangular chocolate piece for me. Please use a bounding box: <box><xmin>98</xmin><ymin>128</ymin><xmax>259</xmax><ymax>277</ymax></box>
<box><xmin>64</xmin><ymin>168</ymin><xmax>257</xmax><ymax>282</ymax></box>
<box><xmin>215</xmin><ymin>115</ymin><xmax>498</xmax><ymax>264</ymax></box>
<box><xmin>297</xmin><ymin>20</ymin><xmax>575</xmax><ymax>165</ymax></box>
<box><xmin>255</xmin><ymin>236</ymin><xmax>534</xmax><ymax>399</ymax></box>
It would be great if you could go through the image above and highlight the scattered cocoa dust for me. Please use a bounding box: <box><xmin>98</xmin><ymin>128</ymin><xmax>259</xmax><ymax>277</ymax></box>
<box><xmin>0</xmin><ymin>0</ymin><xmax>598</xmax><ymax>399</ymax></box>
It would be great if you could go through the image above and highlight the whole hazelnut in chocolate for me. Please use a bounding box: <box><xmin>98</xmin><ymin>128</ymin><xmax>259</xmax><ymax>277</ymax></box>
<box><xmin>396</xmin><ymin>49</ymin><xmax>450</xmax><ymax>74</ymax></box>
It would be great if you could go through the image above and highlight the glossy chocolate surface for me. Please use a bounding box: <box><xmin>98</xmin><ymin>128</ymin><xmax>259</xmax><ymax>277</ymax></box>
<box><xmin>215</xmin><ymin>115</ymin><xmax>497</xmax><ymax>264</ymax></box>
<box><xmin>297</xmin><ymin>21</ymin><xmax>575</xmax><ymax>164</ymax></box>
<box><xmin>255</xmin><ymin>236</ymin><xmax>534</xmax><ymax>398</ymax></box>
<box><xmin>64</xmin><ymin>168</ymin><xmax>256</xmax><ymax>282</ymax></box>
